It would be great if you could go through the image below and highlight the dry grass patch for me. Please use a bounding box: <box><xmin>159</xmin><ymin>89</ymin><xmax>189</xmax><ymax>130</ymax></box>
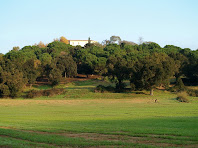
<box><xmin>0</xmin><ymin>99</ymin><xmax>156</xmax><ymax>107</ymax></box>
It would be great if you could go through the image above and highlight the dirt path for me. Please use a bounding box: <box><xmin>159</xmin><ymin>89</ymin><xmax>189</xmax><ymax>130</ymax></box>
<box><xmin>1</xmin><ymin>126</ymin><xmax>197</xmax><ymax>148</ymax></box>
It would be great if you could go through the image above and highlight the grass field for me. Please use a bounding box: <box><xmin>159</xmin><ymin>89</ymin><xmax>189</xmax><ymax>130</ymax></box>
<box><xmin>0</xmin><ymin>80</ymin><xmax>198</xmax><ymax>147</ymax></box>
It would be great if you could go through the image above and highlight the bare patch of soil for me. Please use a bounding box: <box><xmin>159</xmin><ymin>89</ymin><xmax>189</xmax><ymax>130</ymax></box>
<box><xmin>1</xmin><ymin>127</ymin><xmax>197</xmax><ymax>147</ymax></box>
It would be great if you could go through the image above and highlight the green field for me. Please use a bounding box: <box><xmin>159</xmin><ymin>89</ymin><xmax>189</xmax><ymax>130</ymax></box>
<box><xmin>0</xmin><ymin>80</ymin><xmax>198</xmax><ymax>147</ymax></box>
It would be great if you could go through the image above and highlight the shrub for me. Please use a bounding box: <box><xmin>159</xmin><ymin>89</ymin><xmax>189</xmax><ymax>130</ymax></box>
<box><xmin>26</xmin><ymin>90</ymin><xmax>43</xmax><ymax>98</ymax></box>
<box><xmin>49</xmin><ymin>68</ymin><xmax>62</xmax><ymax>86</ymax></box>
<box><xmin>175</xmin><ymin>77</ymin><xmax>185</xmax><ymax>91</ymax></box>
<box><xmin>168</xmin><ymin>87</ymin><xmax>177</xmax><ymax>92</ymax></box>
<box><xmin>115</xmin><ymin>82</ymin><xmax>126</xmax><ymax>92</ymax></box>
<box><xmin>94</xmin><ymin>85</ymin><xmax>115</xmax><ymax>93</ymax></box>
<box><xmin>176</xmin><ymin>91</ymin><xmax>189</xmax><ymax>103</ymax></box>
<box><xmin>26</xmin><ymin>88</ymin><xmax>65</xmax><ymax>98</ymax></box>
<box><xmin>186</xmin><ymin>89</ymin><xmax>198</xmax><ymax>97</ymax></box>
<box><xmin>0</xmin><ymin>84</ymin><xmax>10</xmax><ymax>98</ymax></box>
<box><xmin>130</xmin><ymin>83</ymin><xmax>136</xmax><ymax>91</ymax></box>
<box><xmin>135</xmin><ymin>92</ymin><xmax>145</xmax><ymax>94</ymax></box>
<box><xmin>43</xmin><ymin>88</ymin><xmax>65</xmax><ymax>96</ymax></box>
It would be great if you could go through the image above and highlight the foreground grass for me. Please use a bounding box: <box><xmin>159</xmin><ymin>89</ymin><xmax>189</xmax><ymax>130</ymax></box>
<box><xmin>0</xmin><ymin>79</ymin><xmax>198</xmax><ymax>147</ymax></box>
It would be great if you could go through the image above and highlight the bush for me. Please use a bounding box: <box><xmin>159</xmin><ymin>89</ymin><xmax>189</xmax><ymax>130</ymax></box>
<box><xmin>94</xmin><ymin>85</ymin><xmax>115</xmax><ymax>93</ymax></box>
<box><xmin>168</xmin><ymin>87</ymin><xmax>177</xmax><ymax>92</ymax></box>
<box><xmin>26</xmin><ymin>90</ymin><xmax>43</xmax><ymax>98</ymax></box>
<box><xmin>0</xmin><ymin>84</ymin><xmax>10</xmax><ymax>98</ymax></box>
<box><xmin>43</xmin><ymin>88</ymin><xmax>65</xmax><ymax>96</ymax></box>
<box><xmin>168</xmin><ymin>77</ymin><xmax>186</xmax><ymax>93</ymax></box>
<box><xmin>115</xmin><ymin>82</ymin><xmax>126</xmax><ymax>92</ymax></box>
<box><xmin>186</xmin><ymin>89</ymin><xmax>198</xmax><ymax>97</ymax></box>
<box><xmin>175</xmin><ymin>77</ymin><xmax>185</xmax><ymax>91</ymax></box>
<box><xmin>130</xmin><ymin>83</ymin><xmax>136</xmax><ymax>91</ymax></box>
<box><xmin>26</xmin><ymin>88</ymin><xmax>65</xmax><ymax>98</ymax></box>
<box><xmin>49</xmin><ymin>68</ymin><xmax>62</xmax><ymax>86</ymax></box>
<box><xmin>176</xmin><ymin>91</ymin><xmax>189</xmax><ymax>103</ymax></box>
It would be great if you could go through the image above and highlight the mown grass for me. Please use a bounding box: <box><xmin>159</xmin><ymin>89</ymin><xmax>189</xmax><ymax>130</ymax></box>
<box><xmin>0</xmin><ymin>128</ymin><xmax>147</xmax><ymax>148</ymax></box>
<box><xmin>0</xmin><ymin>79</ymin><xmax>198</xmax><ymax>147</ymax></box>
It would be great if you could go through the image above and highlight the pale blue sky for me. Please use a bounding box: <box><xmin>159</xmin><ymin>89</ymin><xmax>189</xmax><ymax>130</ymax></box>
<box><xmin>0</xmin><ymin>0</ymin><xmax>198</xmax><ymax>54</ymax></box>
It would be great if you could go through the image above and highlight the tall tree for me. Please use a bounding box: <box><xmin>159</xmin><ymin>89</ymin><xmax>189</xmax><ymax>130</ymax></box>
<box><xmin>0</xmin><ymin>70</ymin><xmax>26</xmax><ymax>98</ymax></box>
<box><xmin>168</xmin><ymin>52</ymin><xmax>188</xmax><ymax>80</ymax></box>
<box><xmin>131</xmin><ymin>53</ymin><xmax>175</xmax><ymax>95</ymax></box>
<box><xmin>55</xmin><ymin>55</ymin><xmax>77</xmax><ymax>78</ymax></box>
<box><xmin>23</xmin><ymin>59</ymin><xmax>41</xmax><ymax>87</ymax></box>
<box><xmin>60</xmin><ymin>36</ymin><xmax>69</xmax><ymax>44</ymax></box>
<box><xmin>47</xmin><ymin>41</ymin><xmax>71</xmax><ymax>57</ymax></box>
<box><xmin>79</xmin><ymin>53</ymin><xmax>97</xmax><ymax>77</ymax></box>
<box><xmin>48</xmin><ymin>68</ymin><xmax>62</xmax><ymax>86</ymax></box>
<box><xmin>106</xmin><ymin>56</ymin><xmax>130</xmax><ymax>91</ymax></box>
<box><xmin>39</xmin><ymin>53</ymin><xmax>52</xmax><ymax>66</ymax></box>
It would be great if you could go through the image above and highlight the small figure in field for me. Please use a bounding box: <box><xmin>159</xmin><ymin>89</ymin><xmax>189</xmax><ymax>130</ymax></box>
<box><xmin>155</xmin><ymin>99</ymin><xmax>157</xmax><ymax>103</ymax></box>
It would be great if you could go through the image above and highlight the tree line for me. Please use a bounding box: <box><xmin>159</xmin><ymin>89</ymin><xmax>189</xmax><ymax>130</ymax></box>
<box><xmin>0</xmin><ymin>36</ymin><xmax>198</xmax><ymax>97</ymax></box>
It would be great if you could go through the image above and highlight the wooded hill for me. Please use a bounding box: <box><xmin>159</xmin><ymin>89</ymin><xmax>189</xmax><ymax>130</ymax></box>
<box><xmin>0</xmin><ymin>36</ymin><xmax>198</xmax><ymax>98</ymax></box>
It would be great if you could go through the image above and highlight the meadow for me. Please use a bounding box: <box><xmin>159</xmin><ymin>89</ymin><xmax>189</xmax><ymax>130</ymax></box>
<box><xmin>0</xmin><ymin>79</ymin><xmax>198</xmax><ymax>147</ymax></box>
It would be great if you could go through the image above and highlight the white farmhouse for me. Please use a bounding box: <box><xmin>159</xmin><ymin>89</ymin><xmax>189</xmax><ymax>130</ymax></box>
<box><xmin>68</xmin><ymin>40</ymin><xmax>97</xmax><ymax>47</ymax></box>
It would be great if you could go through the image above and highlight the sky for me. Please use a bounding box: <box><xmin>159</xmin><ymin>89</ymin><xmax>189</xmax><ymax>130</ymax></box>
<box><xmin>0</xmin><ymin>0</ymin><xmax>198</xmax><ymax>54</ymax></box>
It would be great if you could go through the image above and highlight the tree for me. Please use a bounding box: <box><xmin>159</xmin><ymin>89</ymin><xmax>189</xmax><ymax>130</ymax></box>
<box><xmin>175</xmin><ymin>77</ymin><xmax>185</xmax><ymax>91</ymax></box>
<box><xmin>48</xmin><ymin>68</ymin><xmax>62</xmax><ymax>86</ymax></box>
<box><xmin>0</xmin><ymin>70</ymin><xmax>26</xmax><ymax>98</ymax></box>
<box><xmin>0</xmin><ymin>68</ymin><xmax>10</xmax><ymax>97</ymax></box>
<box><xmin>37</xmin><ymin>41</ymin><xmax>46</xmax><ymax>48</ymax></box>
<box><xmin>94</xmin><ymin>57</ymin><xmax>107</xmax><ymax>75</ymax></box>
<box><xmin>163</xmin><ymin>45</ymin><xmax>182</xmax><ymax>54</ymax></box>
<box><xmin>23</xmin><ymin>59</ymin><xmax>41</xmax><ymax>87</ymax></box>
<box><xmin>138</xmin><ymin>37</ymin><xmax>143</xmax><ymax>45</ymax></box>
<box><xmin>131</xmin><ymin>53</ymin><xmax>175</xmax><ymax>95</ymax></box>
<box><xmin>47</xmin><ymin>41</ymin><xmax>71</xmax><ymax>57</ymax></box>
<box><xmin>168</xmin><ymin>52</ymin><xmax>188</xmax><ymax>80</ymax></box>
<box><xmin>182</xmin><ymin>50</ymin><xmax>198</xmax><ymax>84</ymax></box>
<box><xmin>0</xmin><ymin>53</ymin><xmax>3</xmax><ymax>59</ymax></box>
<box><xmin>104</xmin><ymin>44</ymin><xmax>126</xmax><ymax>56</ymax></box>
<box><xmin>110</xmin><ymin>36</ymin><xmax>121</xmax><ymax>44</ymax></box>
<box><xmin>60</xmin><ymin>36</ymin><xmax>69</xmax><ymax>44</ymax></box>
<box><xmin>12</xmin><ymin>46</ymin><xmax>20</xmax><ymax>51</ymax></box>
<box><xmin>120</xmin><ymin>40</ymin><xmax>137</xmax><ymax>48</ymax></box>
<box><xmin>55</xmin><ymin>55</ymin><xmax>77</xmax><ymax>78</ymax></box>
<box><xmin>84</xmin><ymin>37</ymin><xmax>95</xmax><ymax>48</ymax></box>
<box><xmin>39</xmin><ymin>53</ymin><xmax>52</xmax><ymax>66</ymax></box>
<box><xmin>102</xmin><ymin>39</ymin><xmax>110</xmax><ymax>46</ymax></box>
<box><xmin>88</xmin><ymin>37</ymin><xmax>91</xmax><ymax>44</ymax></box>
<box><xmin>78</xmin><ymin>53</ymin><xmax>97</xmax><ymax>77</ymax></box>
<box><xmin>106</xmin><ymin>56</ymin><xmax>130</xmax><ymax>92</ymax></box>
<box><xmin>19</xmin><ymin>45</ymin><xmax>38</xmax><ymax>60</ymax></box>
<box><xmin>0</xmin><ymin>84</ymin><xmax>10</xmax><ymax>98</ymax></box>
<box><xmin>183</xmin><ymin>60</ymin><xmax>198</xmax><ymax>84</ymax></box>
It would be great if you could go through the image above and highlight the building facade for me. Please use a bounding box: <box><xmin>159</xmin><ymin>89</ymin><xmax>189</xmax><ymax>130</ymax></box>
<box><xmin>68</xmin><ymin>40</ymin><xmax>97</xmax><ymax>47</ymax></box>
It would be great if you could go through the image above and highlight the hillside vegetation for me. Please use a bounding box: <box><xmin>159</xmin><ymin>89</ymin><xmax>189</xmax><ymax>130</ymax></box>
<box><xmin>1</xmin><ymin>36</ymin><xmax>198</xmax><ymax>98</ymax></box>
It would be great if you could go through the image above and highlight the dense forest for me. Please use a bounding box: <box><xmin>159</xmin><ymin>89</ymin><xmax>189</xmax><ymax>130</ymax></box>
<box><xmin>0</xmin><ymin>36</ymin><xmax>198</xmax><ymax>98</ymax></box>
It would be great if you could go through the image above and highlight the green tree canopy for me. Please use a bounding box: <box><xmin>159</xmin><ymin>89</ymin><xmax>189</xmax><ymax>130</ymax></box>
<box><xmin>131</xmin><ymin>53</ymin><xmax>175</xmax><ymax>95</ymax></box>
